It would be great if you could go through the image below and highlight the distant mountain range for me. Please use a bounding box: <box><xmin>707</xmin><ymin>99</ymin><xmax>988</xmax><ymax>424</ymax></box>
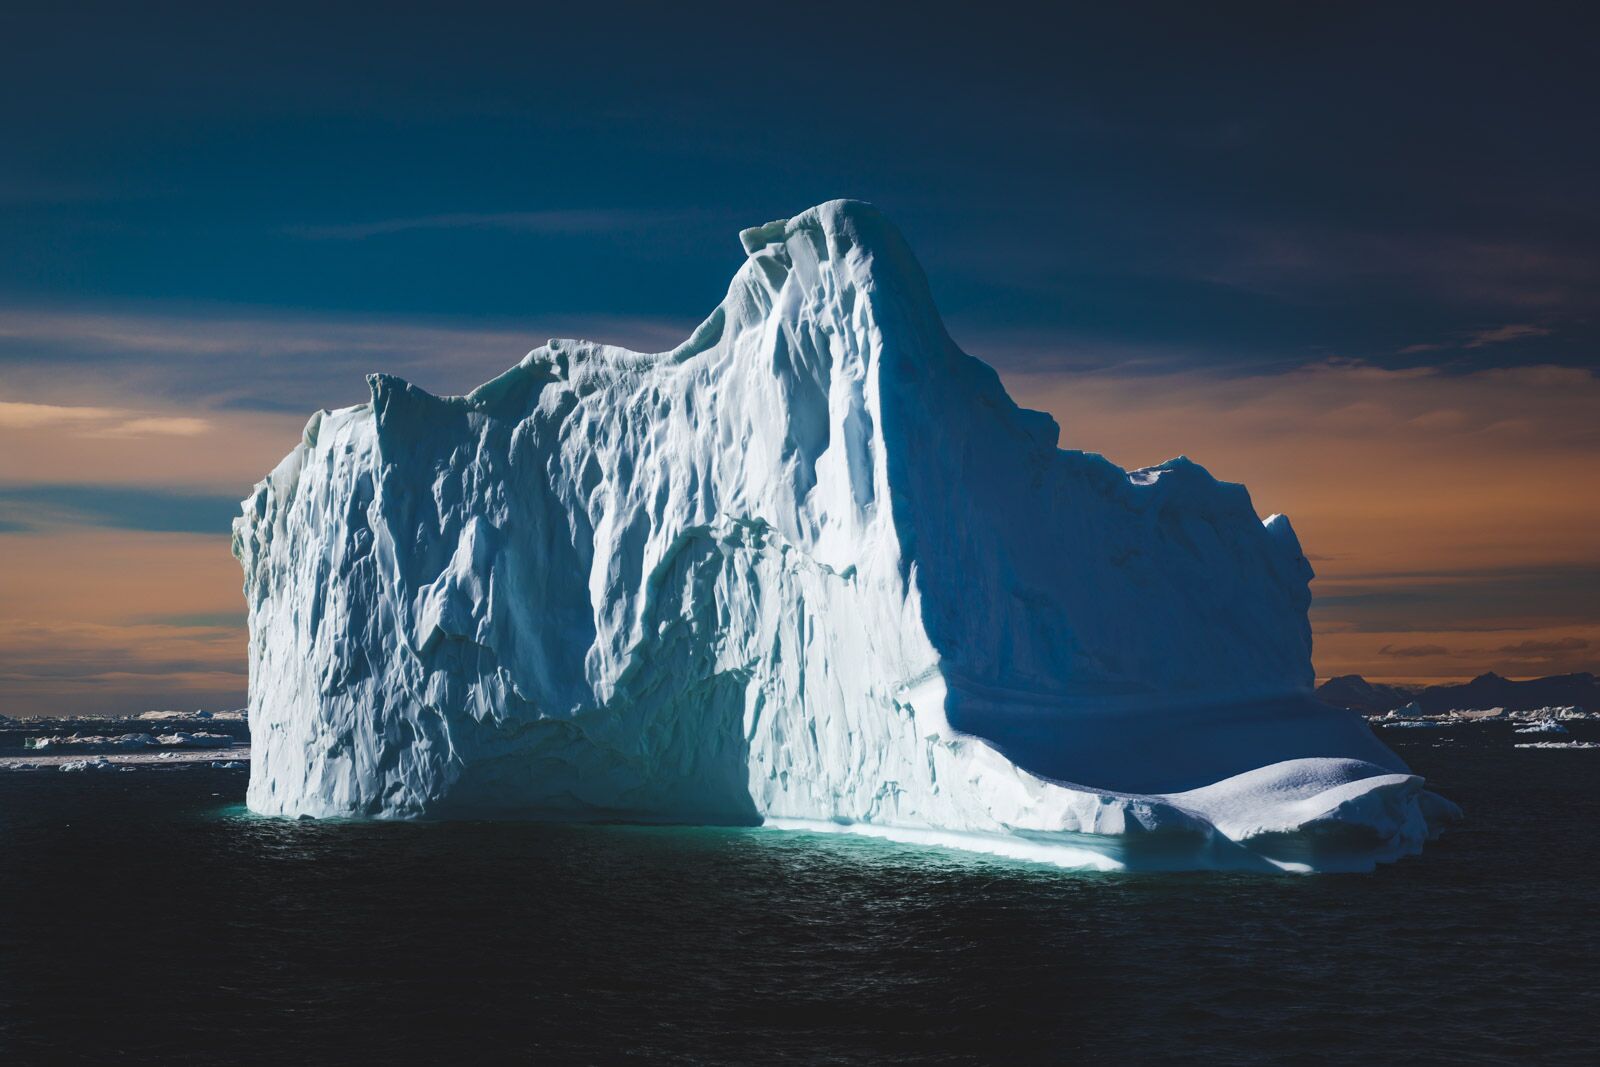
<box><xmin>1317</xmin><ymin>672</ymin><xmax>1600</xmax><ymax>714</ymax></box>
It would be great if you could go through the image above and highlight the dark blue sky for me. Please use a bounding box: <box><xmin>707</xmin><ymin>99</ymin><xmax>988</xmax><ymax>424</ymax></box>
<box><xmin>4</xmin><ymin>2</ymin><xmax>1595</xmax><ymax>405</ymax></box>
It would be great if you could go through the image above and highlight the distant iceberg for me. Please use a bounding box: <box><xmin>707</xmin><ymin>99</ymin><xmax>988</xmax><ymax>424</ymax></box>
<box><xmin>28</xmin><ymin>731</ymin><xmax>236</xmax><ymax>753</ymax></box>
<box><xmin>234</xmin><ymin>200</ymin><xmax>1456</xmax><ymax>871</ymax></box>
<box><xmin>58</xmin><ymin>759</ymin><xmax>122</xmax><ymax>773</ymax></box>
<box><xmin>1515</xmin><ymin>741</ymin><xmax>1600</xmax><ymax>750</ymax></box>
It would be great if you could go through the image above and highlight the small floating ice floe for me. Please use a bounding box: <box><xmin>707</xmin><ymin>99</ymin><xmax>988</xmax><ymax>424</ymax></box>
<box><xmin>1513</xmin><ymin>721</ymin><xmax>1569</xmax><ymax>736</ymax></box>
<box><xmin>1514</xmin><ymin>741</ymin><xmax>1600</xmax><ymax>750</ymax></box>
<box><xmin>59</xmin><ymin>758</ymin><xmax>121</xmax><ymax>772</ymax></box>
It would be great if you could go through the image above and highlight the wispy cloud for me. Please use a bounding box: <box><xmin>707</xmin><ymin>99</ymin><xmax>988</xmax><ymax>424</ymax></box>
<box><xmin>1379</xmin><ymin>643</ymin><xmax>1450</xmax><ymax>658</ymax></box>
<box><xmin>91</xmin><ymin>415</ymin><xmax>211</xmax><ymax>437</ymax></box>
<box><xmin>0</xmin><ymin>399</ymin><xmax>211</xmax><ymax>437</ymax></box>
<box><xmin>285</xmin><ymin>208</ymin><xmax>709</xmax><ymax>241</ymax></box>
<box><xmin>128</xmin><ymin>611</ymin><xmax>248</xmax><ymax>629</ymax></box>
<box><xmin>1312</xmin><ymin>563</ymin><xmax>1600</xmax><ymax>638</ymax></box>
<box><xmin>0</xmin><ymin>400</ymin><xmax>124</xmax><ymax>429</ymax></box>
<box><xmin>1463</xmin><ymin>323</ymin><xmax>1554</xmax><ymax>348</ymax></box>
<box><xmin>1397</xmin><ymin>322</ymin><xmax>1556</xmax><ymax>356</ymax></box>
<box><xmin>1491</xmin><ymin>636</ymin><xmax>1589</xmax><ymax>656</ymax></box>
<box><xmin>0</xmin><ymin>305</ymin><xmax>698</xmax><ymax>411</ymax></box>
<box><xmin>1217</xmin><ymin>224</ymin><xmax>1600</xmax><ymax>312</ymax></box>
<box><xmin>0</xmin><ymin>484</ymin><xmax>242</xmax><ymax>535</ymax></box>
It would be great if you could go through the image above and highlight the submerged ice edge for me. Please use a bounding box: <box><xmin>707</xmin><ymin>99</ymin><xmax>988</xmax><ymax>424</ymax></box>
<box><xmin>235</xmin><ymin>200</ymin><xmax>1456</xmax><ymax>870</ymax></box>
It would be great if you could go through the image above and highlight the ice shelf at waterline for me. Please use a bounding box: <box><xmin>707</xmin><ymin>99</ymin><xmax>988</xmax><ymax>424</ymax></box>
<box><xmin>234</xmin><ymin>200</ymin><xmax>1457</xmax><ymax>871</ymax></box>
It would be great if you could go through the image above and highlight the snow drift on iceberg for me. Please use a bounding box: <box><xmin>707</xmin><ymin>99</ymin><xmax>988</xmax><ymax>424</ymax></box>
<box><xmin>233</xmin><ymin>200</ymin><xmax>1456</xmax><ymax>871</ymax></box>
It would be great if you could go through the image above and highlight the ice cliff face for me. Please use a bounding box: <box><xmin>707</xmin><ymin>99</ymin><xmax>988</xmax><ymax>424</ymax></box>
<box><xmin>234</xmin><ymin>200</ymin><xmax>1456</xmax><ymax>871</ymax></box>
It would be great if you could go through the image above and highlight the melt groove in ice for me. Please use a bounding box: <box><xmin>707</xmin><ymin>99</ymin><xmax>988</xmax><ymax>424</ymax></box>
<box><xmin>234</xmin><ymin>200</ymin><xmax>1456</xmax><ymax>871</ymax></box>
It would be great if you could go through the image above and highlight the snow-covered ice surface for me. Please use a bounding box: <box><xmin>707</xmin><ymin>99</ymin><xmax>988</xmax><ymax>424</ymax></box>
<box><xmin>234</xmin><ymin>200</ymin><xmax>1456</xmax><ymax>872</ymax></box>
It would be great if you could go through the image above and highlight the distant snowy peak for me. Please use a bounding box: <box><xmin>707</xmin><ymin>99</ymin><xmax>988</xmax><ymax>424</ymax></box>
<box><xmin>235</xmin><ymin>200</ymin><xmax>1454</xmax><ymax>871</ymax></box>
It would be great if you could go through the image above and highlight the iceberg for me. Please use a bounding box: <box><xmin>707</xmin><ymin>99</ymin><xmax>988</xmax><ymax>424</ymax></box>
<box><xmin>234</xmin><ymin>200</ymin><xmax>1456</xmax><ymax>871</ymax></box>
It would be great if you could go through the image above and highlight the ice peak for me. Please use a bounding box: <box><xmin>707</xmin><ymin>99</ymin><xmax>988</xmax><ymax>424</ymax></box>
<box><xmin>737</xmin><ymin>198</ymin><xmax>889</xmax><ymax>255</ymax></box>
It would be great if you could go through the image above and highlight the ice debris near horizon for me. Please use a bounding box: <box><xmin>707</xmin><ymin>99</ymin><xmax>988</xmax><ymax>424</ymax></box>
<box><xmin>58</xmin><ymin>759</ymin><xmax>125</xmax><ymax>773</ymax></box>
<box><xmin>1376</xmin><ymin>704</ymin><xmax>1593</xmax><ymax>723</ymax></box>
<box><xmin>1514</xmin><ymin>741</ymin><xmax>1600</xmax><ymax>750</ymax></box>
<box><xmin>27</xmin><ymin>731</ymin><xmax>237</xmax><ymax>753</ymax></box>
<box><xmin>234</xmin><ymin>199</ymin><xmax>1457</xmax><ymax>872</ymax></box>
<box><xmin>139</xmin><ymin>709</ymin><xmax>247</xmax><ymax>721</ymax></box>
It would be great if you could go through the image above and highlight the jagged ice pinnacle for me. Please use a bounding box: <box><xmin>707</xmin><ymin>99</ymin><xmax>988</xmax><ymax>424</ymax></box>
<box><xmin>233</xmin><ymin>200</ymin><xmax>1457</xmax><ymax>872</ymax></box>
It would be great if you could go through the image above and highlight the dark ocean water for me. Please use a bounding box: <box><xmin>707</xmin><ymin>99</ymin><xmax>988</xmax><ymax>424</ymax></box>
<box><xmin>2</xmin><ymin>730</ymin><xmax>1598</xmax><ymax>1065</ymax></box>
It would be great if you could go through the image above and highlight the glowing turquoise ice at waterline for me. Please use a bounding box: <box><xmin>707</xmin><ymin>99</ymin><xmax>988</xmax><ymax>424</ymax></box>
<box><xmin>234</xmin><ymin>201</ymin><xmax>1457</xmax><ymax>871</ymax></box>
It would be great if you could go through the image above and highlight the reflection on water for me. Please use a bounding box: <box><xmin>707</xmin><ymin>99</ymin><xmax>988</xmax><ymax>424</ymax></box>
<box><xmin>2</xmin><ymin>734</ymin><xmax>1598</xmax><ymax>1063</ymax></box>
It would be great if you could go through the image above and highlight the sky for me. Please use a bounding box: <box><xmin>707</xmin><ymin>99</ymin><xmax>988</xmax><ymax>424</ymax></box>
<box><xmin>1</xmin><ymin>2</ymin><xmax>1596</xmax><ymax>715</ymax></box>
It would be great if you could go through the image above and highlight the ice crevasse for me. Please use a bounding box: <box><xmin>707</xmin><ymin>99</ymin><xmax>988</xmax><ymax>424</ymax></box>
<box><xmin>234</xmin><ymin>200</ymin><xmax>1458</xmax><ymax>872</ymax></box>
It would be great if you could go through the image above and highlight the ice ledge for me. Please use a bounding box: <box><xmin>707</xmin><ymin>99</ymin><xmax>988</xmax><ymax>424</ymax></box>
<box><xmin>770</xmin><ymin>757</ymin><xmax>1461</xmax><ymax>874</ymax></box>
<box><xmin>737</xmin><ymin>198</ymin><xmax>887</xmax><ymax>255</ymax></box>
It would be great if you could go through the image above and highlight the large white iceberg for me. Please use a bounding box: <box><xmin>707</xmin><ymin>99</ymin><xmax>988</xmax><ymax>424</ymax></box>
<box><xmin>234</xmin><ymin>200</ymin><xmax>1456</xmax><ymax>871</ymax></box>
